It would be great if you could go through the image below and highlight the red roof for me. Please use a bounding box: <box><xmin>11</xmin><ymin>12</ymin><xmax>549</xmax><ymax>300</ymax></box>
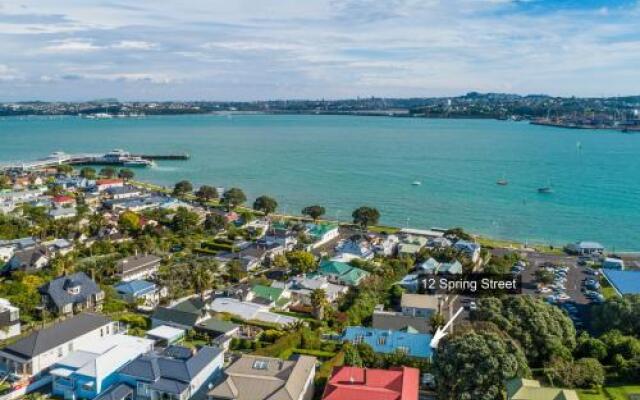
<box><xmin>53</xmin><ymin>195</ymin><xmax>75</xmax><ymax>203</ymax></box>
<box><xmin>322</xmin><ymin>366</ymin><xmax>419</xmax><ymax>400</ymax></box>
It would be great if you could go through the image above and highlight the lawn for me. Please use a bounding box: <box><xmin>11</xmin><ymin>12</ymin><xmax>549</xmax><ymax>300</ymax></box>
<box><xmin>578</xmin><ymin>385</ymin><xmax>640</xmax><ymax>400</ymax></box>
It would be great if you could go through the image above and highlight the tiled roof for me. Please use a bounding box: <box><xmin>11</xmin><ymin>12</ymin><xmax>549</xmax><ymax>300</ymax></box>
<box><xmin>322</xmin><ymin>366</ymin><xmax>419</xmax><ymax>400</ymax></box>
<box><xmin>39</xmin><ymin>272</ymin><xmax>102</xmax><ymax>309</ymax></box>
<box><xmin>342</xmin><ymin>327</ymin><xmax>432</xmax><ymax>359</ymax></box>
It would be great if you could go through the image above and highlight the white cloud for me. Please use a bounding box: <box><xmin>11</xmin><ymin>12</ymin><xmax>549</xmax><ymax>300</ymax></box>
<box><xmin>43</xmin><ymin>39</ymin><xmax>101</xmax><ymax>52</ymax></box>
<box><xmin>111</xmin><ymin>40</ymin><xmax>156</xmax><ymax>50</ymax></box>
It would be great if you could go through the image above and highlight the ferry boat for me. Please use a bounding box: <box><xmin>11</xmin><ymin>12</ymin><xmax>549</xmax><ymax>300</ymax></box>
<box><xmin>101</xmin><ymin>149</ymin><xmax>153</xmax><ymax>167</ymax></box>
<box><xmin>123</xmin><ymin>158</ymin><xmax>153</xmax><ymax>167</ymax></box>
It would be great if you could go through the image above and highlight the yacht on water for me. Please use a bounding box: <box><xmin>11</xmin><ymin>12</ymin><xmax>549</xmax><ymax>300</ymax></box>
<box><xmin>101</xmin><ymin>149</ymin><xmax>153</xmax><ymax>167</ymax></box>
<box><xmin>412</xmin><ymin>181</ymin><xmax>422</xmax><ymax>186</ymax></box>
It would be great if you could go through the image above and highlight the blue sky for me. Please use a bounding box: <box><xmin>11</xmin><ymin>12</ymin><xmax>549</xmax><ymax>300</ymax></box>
<box><xmin>0</xmin><ymin>0</ymin><xmax>638</xmax><ymax>101</ymax></box>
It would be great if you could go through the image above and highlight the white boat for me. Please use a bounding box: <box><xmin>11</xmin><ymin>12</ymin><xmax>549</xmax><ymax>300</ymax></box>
<box><xmin>412</xmin><ymin>181</ymin><xmax>422</xmax><ymax>186</ymax></box>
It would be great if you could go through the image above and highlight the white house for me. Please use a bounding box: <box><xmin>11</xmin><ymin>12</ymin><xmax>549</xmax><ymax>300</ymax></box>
<box><xmin>0</xmin><ymin>298</ymin><xmax>21</xmax><ymax>340</ymax></box>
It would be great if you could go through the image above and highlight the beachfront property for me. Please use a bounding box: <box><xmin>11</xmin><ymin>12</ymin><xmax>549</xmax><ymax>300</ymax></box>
<box><xmin>322</xmin><ymin>366</ymin><xmax>419</xmax><ymax>400</ymax></box>
<box><xmin>452</xmin><ymin>240</ymin><xmax>481</xmax><ymax>263</ymax></box>
<box><xmin>94</xmin><ymin>179</ymin><xmax>124</xmax><ymax>192</ymax></box>
<box><xmin>397</xmin><ymin>235</ymin><xmax>428</xmax><ymax>256</ymax></box>
<box><xmin>103</xmin><ymin>195</ymin><xmax>182</xmax><ymax>213</ymax></box>
<box><xmin>371</xmin><ymin>234</ymin><xmax>399</xmax><ymax>256</ymax></box>
<box><xmin>417</xmin><ymin>257</ymin><xmax>462</xmax><ymax>275</ymax></box>
<box><xmin>39</xmin><ymin>272</ymin><xmax>105</xmax><ymax>316</ymax></box>
<box><xmin>208</xmin><ymin>297</ymin><xmax>298</xmax><ymax>327</ymax></box>
<box><xmin>306</xmin><ymin>222</ymin><xmax>340</xmax><ymax>248</ymax></box>
<box><xmin>602</xmin><ymin>257</ymin><xmax>624</xmax><ymax>270</ymax></box>
<box><xmin>208</xmin><ymin>354</ymin><xmax>316</xmax><ymax>400</ymax></box>
<box><xmin>263</xmin><ymin>222</ymin><xmax>298</xmax><ymax>249</ymax></box>
<box><xmin>315</xmin><ymin>260</ymin><xmax>369</xmax><ymax>286</ymax></box>
<box><xmin>342</xmin><ymin>326</ymin><xmax>433</xmax><ymax>359</ymax></box>
<box><xmin>105</xmin><ymin>185</ymin><xmax>142</xmax><ymax>200</ymax></box>
<box><xmin>0</xmin><ymin>313</ymin><xmax>118</xmax><ymax>378</ymax></box>
<box><xmin>0</xmin><ymin>298</ymin><xmax>21</xmax><ymax>340</ymax></box>
<box><xmin>114</xmin><ymin>280</ymin><xmax>168</xmax><ymax>308</ymax></box>
<box><xmin>111</xmin><ymin>346</ymin><xmax>225</xmax><ymax>400</ymax></box>
<box><xmin>505</xmin><ymin>378</ymin><xmax>578</xmax><ymax>400</ymax></box>
<box><xmin>564</xmin><ymin>241</ymin><xmax>604</xmax><ymax>256</ymax></box>
<box><xmin>50</xmin><ymin>334</ymin><xmax>155</xmax><ymax>400</ymax></box>
<box><xmin>116</xmin><ymin>254</ymin><xmax>162</xmax><ymax>282</ymax></box>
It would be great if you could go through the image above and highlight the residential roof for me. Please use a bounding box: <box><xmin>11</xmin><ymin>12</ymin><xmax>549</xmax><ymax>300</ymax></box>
<box><xmin>151</xmin><ymin>298</ymin><xmax>205</xmax><ymax>327</ymax></box>
<box><xmin>39</xmin><ymin>272</ymin><xmax>102</xmax><ymax>310</ymax></box>
<box><xmin>117</xmin><ymin>254</ymin><xmax>161</xmax><ymax>275</ymax></box>
<box><xmin>115</xmin><ymin>280</ymin><xmax>157</xmax><ymax>297</ymax></box>
<box><xmin>506</xmin><ymin>378</ymin><xmax>579</xmax><ymax>400</ymax></box>
<box><xmin>119</xmin><ymin>346</ymin><xmax>223</xmax><ymax>395</ymax></box>
<box><xmin>251</xmin><ymin>284</ymin><xmax>284</xmax><ymax>302</ymax></box>
<box><xmin>372</xmin><ymin>311</ymin><xmax>430</xmax><ymax>334</ymax></box>
<box><xmin>146</xmin><ymin>325</ymin><xmax>186</xmax><ymax>341</ymax></box>
<box><xmin>322</xmin><ymin>366</ymin><xmax>420</xmax><ymax>400</ymax></box>
<box><xmin>94</xmin><ymin>383</ymin><xmax>134</xmax><ymax>400</ymax></box>
<box><xmin>208</xmin><ymin>355</ymin><xmax>316</xmax><ymax>400</ymax></box>
<box><xmin>401</xmin><ymin>294</ymin><xmax>440</xmax><ymax>310</ymax></box>
<box><xmin>342</xmin><ymin>327</ymin><xmax>433</xmax><ymax>359</ymax></box>
<box><xmin>209</xmin><ymin>298</ymin><xmax>298</xmax><ymax>326</ymax></box>
<box><xmin>195</xmin><ymin>318</ymin><xmax>239</xmax><ymax>335</ymax></box>
<box><xmin>602</xmin><ymin>269</ymin><xmax>640</xmax><ymax>296</ymax></box>
<box><xmin>1</xmin><ymin>313</ymin><xmax>111</xmax><ymax>359</ymax></box>
<box><xmin>318</xmin><ymin>260</ymin><xmax>369</xmax><ymax>286</ymax></box>
<box><xmin>7</xmin><ymin>245</ymin><xmax>48</xmax><ymax>270</ymax></box>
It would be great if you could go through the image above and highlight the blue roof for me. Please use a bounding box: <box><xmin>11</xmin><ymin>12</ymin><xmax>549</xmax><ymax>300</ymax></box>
<box><xmin>602</xmin><ymin>269</ymin><xmax>640</xmax><ymax>295</ymax></box>
<box><xmin>115</xmin><ymin>280</ymin><xmax>157</xmax><ymax>296</ymax></box>
<box><xmin>342</xmin><ymin>326</ymin><xmax>432</xmax><ymax>358</ymax></box>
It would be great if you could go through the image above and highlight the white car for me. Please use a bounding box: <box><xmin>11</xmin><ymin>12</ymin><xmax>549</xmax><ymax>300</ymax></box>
<box><xmin>468</xmin><ymin>301</ymin><xmax>477</xmax><ymax>311</ymax></box>
<box><xmin>537</xmin><ymin>287</ymin><xmax>552</xmax><ymax>294</ymax></box>
<box><xmin>557</xmin><ymin>293</ymin><xmax>571</xmax><ymax>301</ymax></box>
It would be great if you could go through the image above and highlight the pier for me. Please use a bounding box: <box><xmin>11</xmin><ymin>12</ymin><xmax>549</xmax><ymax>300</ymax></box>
<box><xmin>0</xmin><ymin>150</ymin><xmax>189</xmax><ymax>171</ymax></box>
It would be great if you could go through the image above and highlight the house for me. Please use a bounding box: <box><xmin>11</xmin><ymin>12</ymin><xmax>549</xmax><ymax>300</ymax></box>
<box><xmin>316</xmin><ymin>260</ymin><xmax>369</xmax><ymax>287</ymax></box>
<box><xmin>263</xmin><ymin>222</ymin><xmax>297</xmax><ymax>249</ymax></box>
<box><xmin>506</xmin><ymin>378</ymin><xmax>579</xmax><ymax>400</ymax></box>
<box><xmin>335</xmin><ymin>238</ymin><xmax>374</xmax><ymax>260</ymax></box>
<box><xmin>398</xmin><ymin>273</ymin><xmax>420</xmax><ymax>292</ymax></box>
<box><xmin>114</xmin><ymin>280</ymin><xmax>167</xmax><ymax>308</ymax></box>
<box><xmin>371</xmin><ymin>234</ymin><xmax>399</xmax><ymax>256</ymax></box>
<box><xmin>399</xmin><ymin>228</ymin><xmax>444</xmax><ymax>239</ymax></box>
<box><xmin>95</xmin><ymin>179</ymin><xmax>124</xmax><ymax>192</ymax></box>
<box><xmin>564</xmin><ymin>241</ymin><xmax>604</xmax><ymax>256</ymax></box>
<box><xmin>51</xmin><ymin>334</ymin><xmax>155</xmax><ymax>400</ymax></box>
<box><xmin>145</xmin><ymin>326</ymin><xmax>186</xmax><ymax>346</ymax></box>
<box><xmin>193</xmin><ymin>318</ymin><xmax>240</xmax><ymax>344</ymax></box>
<box><xmin>0</xmin><ymin>298</ymin><xmax>21</xmax><ymax>340</ymax></box>
<box><xmin>439</xmin><ymin>260</ymin><xmax>463</xmax><ymax>274</ymax></box>
<box><xmin>322</xmin><ymin>366</ymin><xmax>419</xmax><ymax>400</ymax></box>
<box><xmin>401</xmin><ymin>294</ymin><xmax>444</xmax><ymax>318</ymax></box>
<box><xmin>602</xmin><ymin>257</ymin><xmax>624</xmax><ymax>270</ymax></box>
<box><xmin>307</xmin><ymin>223</ymin><xmax>340</xmax><ymax>248</ymax></box>
<box><xmin>39</xmin><ymin>272</ymin><xmax>105</xmax><ymax>315</ymax></box>
<box><xmin>114</xmin><ymin>346</ymin><xmax>225</xmax><ymax>400</ymax></box>
<box><xmin>49</xmin><ymin>207</ymin><xmax>78</xmax><ymax>220</ymax></box>
<box><xmin>208</xmin><ymin>354</ymin><xmax>316</xmax><ymax>400</ymax></box>
<box><xmin>246</xmin><ymin>284</ymin><xmax>291</xmax><ymax>309</ymax></box>
<box><xmin>52</xmin><ymin>195</ymin><xmax>76</xmax><ymax>207</ymax></box>
<box><xmin>342</xmin><ymin>327</ymin><xmax>433</xmax><ymax>359</ymax></box>
<box><xmin>453</xmin><ymin>240</ymin><xmax>481</xmax><ymax>263</ymax></box>
<box><xmin>4</xmin><ymin>245</ymin><xmax>50</xmax><ymax>273</ymax></box>
<box><xmin>428</xmin><ymin>236</ymin><xmax>453</xmax><ymax>249</ymax></box>
<box><xmin>0</xmin><ymin>313</ymin><xmax>118</xmax><ymax>378</ymax></box>
<box><xmin>44</xmin><ymin>238</ymin><xmax>75</xmax><ymax>256</ymax></box>
<box><xmin>418</xmin><ymin>258</ymin><xmax>440</xmax><ymax>274</ymax></box>
<box><xmin>151</xmin><ymin>298</ymin><xmax>209</xmax><ymax>330</ymax></box>
<box><xmin>209</xmin><ymin>298</ymin><xmax>298</xmax><ymax>327</ymax></box>
<box><xmin>372</xmin><ymin>310</ymin><xmax>430</xmax><ymax>334</ymax></box>
<box><xmin>116</xmin><ymin>254</ymin><xmax>161</xmax><ymax>282</ymax></box>
<box><xmin>417</xmin><ymin>258</ymin><xmax>462</xmax><ymax>275</ymax></box>
<box><xmin>105</xmin><ymin>186</ymin><xmax>142</xmax><ymax>200</ymax></box>
<box><xmin>397</xmin><ymin>235</ymin><xmax>428</xmax><ymax>256</ymax></box>
<box><xmin>287</xmin><ymin>275</ymin><xmax>349</xmax><ymax>305</ymax></box>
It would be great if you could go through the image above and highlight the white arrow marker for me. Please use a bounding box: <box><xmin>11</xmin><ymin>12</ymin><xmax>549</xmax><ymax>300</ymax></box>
<box><xmin>430</xmin><ymin>306</ymin><xmax>465</xmax><ymax>349</ymax></box>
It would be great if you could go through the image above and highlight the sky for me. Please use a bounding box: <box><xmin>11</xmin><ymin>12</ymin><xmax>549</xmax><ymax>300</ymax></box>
<box><xmin>0</xmin><ymin>0</ymin><xmax>639</xmax><ymax>101</ymax></box>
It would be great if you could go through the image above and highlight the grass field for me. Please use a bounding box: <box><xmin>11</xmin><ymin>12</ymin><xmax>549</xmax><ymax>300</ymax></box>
<box><xmin>578</xmin><ymin>384</ymin><xmax>640</xmax><ymax>399</ymax></box>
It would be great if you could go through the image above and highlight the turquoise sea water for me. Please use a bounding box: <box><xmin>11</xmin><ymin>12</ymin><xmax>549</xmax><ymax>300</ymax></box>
<box><xmin>1</xmin><ymin>114</ymin><xmax>638</xmax><ymax>250</ymax></box>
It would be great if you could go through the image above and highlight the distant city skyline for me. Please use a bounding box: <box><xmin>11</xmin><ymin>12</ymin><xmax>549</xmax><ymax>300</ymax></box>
<box><xmin>0</xmin><ymin>0</ymin><xmax>639</xmax><ymax>101</ymax></box>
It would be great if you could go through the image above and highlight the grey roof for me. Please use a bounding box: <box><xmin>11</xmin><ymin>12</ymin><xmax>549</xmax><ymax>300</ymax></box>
<box><xmin>119</xmin><ymin>346</ymin><xmax>222</xmax><ymax>395</ymax></box>
<box><xmin>1</xmin><ymin>313</ymin><xmax>111</xmax><ymax>359</ymax></box>
<box><xmin>94</xmin><ymin>383</ymin><xmax>133</xmax><ymax>400</ymax></box>
<box><xmin>372</xmin><ymin>311</ymin><xmax>431</xmax><ymax>334</ymax></box>
<box><xmin>208</xmin><ymin>355</ymin><xmax>316</xmax><ymax>400</ymax></box>
<box><xmin>7</xmin><ymin>246</ymin><xmax>48</xmax><ymax>271</ymax></box>
<box><xmin>117</xmin><ymin>254</ymin><xmax>161</xmax><ymax>275</ymax></box>
<box><xmin>39</xmin><ymin>272</ymin><xmax>102</xmax><ymax>309</ymax></box>
<box><xmin>195</xmin><ymin>318</ymin><xmax>239</xmax><ymax>335</ymax></box>
<box><xmin>151</xmin><ymin>298</ymin><xmax>206</xmax><ymax>328</ymax></box>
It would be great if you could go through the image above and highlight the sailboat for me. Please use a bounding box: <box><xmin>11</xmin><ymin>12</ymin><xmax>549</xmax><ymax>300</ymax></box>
<box><xmin>496</xmin><ymin>174</ymin><xmax>508</xmax><ymax>186</ymax></box>
<box><xmin>537</xmin><ymin>180</ymin><xmax>553</xmax><ymax>194</ymax></box>
<box><xmin>412</xmin><ymin>181</ymin><xmax>422</xmax><ymax>186</ymax></box>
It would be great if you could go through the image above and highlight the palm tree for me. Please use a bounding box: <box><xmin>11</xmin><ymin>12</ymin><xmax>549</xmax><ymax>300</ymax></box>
<box><xmin>192</xmin><ymin>265</ymin><xmax>213</xmax><ymax>300</ymax></box>
<box><xmin>310</xmin><ymin>288</ymin><xmax>328</xmax><ymax>320</ymax></box>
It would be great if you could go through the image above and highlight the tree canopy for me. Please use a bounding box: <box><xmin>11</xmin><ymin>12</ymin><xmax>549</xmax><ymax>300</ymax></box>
<box><xmin>285</xmin><ymin>251</ymin><xmax>317</xmax><ymax>274</ymax></box>
<box><xmin>195</xmin><ymin>185</ymin><xmax>218</xmax><ymax>202</ymax></box>
<box><xmin>118</xmin><ymin>168</ymin><xmax>134</xmax><ymax>181</ymax></box>
<box><xmin>80</xmin><ymin>166</ymin><xmax>96</xmax><ymax>179</ymax></box>
<box><xmin>253</xmin><ymin>195</ymin><xmax>278</xmax><ymax>215</ymax></box>
<box><xmin>99</xmin><ymin>167</ymin><xmax>116</xmax><ymax>178</ymax></box>
<box><xmin>473</xmin><ymin>296</ymin><xmax>576</xmax><ymax>366</ymax></box>
<box><xmin>433</xmin><ymin>329</ymin><xmax>530</xmax><ymax>400</ymax></box>
<box><xmin>302</xmin><ymin>205</ymin><xmax>326</xmax><ymax>221</ymax></box>
<box><xmin>223</xmin><ymin>187</ymin><xmax>247</xmax><ymax>211</ymax></box>
<box><xmin>173</xmin><ymin>180</ymin><xmax>193</xmax><ymax>197</ymax></box>
<box><xmin>352</xmin><ymin>206</ymin><xmax>380</xmax><ymax>229</ymax></box>
<box><xmin>591</xmin><ymin>294</ymin><xmax>640</xmax><ymax>337</ymax></box>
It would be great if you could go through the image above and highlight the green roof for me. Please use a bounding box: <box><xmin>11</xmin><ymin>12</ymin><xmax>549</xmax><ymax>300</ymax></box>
<box><xmin>196</xmin><ymin>317</ymin><xmax>239</xmax><ymax>334</ymax></box>
<box><xmin>318</xmin><ymin>260</ymin><xmax>369</xmax><ymax>285</ymax></box>
<box><xmin>506</xmin><ymin>378</ymin><xmax>579</xmax><ymax>400</ymax></box>
<box><xmin>307</xmin><ymin>223</ymin><xmax>338</xmax><ymax>238</ymax></box>
<box><xmin>251</xmin><ymin>284</ymin><xmax>284</xmax><ymax>302</ymax></box>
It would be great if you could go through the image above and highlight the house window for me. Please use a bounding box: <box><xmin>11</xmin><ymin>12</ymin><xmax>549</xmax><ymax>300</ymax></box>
<box><xmin>57</xmin><ymin>347</ymin><xmax>63</xmax><ymax>357</ymax></box>
<box><xmin>252</xmin><ymin>360</ymin><xmax>269</xmax><ymax>370</ymax></box>
<box><xmin>397</xmin><ymin>346</ymin><xmax>409</xmax><ymax>354</ymax></box>
<box><xmin>377</xmin><ymin>336</ymin><xmax>387</xmax><ymax>346</ymax></box>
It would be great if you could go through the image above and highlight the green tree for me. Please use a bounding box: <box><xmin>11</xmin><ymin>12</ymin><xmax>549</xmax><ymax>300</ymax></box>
<box><xmin>429</xmin><ymin>312</ymin><xmax>446</xmax><ymax>333</ymax></box>
<box><xmin>173</xmin><ymin>180</ymin><xmax>193</xmax><ymax>197</ymax></box>
<box><xmin>546</xmin><ymin>357</ymin><xmax>605</xmax><ymax>389</ymax></box>
<box><xmin>473</xmin><ymin>296</ymin><xmax>576</xmax><ymax>366</ymax></box>
<box><xmin>302</xmin><ymin>205</ymin><xmax>326</xmax><ymax>222</ymax></box>
<box><xmin>310</xmin><ymin>288</ymin><xmax>328</xmax><ymax>320</ymax></box>
<box><xmin>286</xmin><ymin>251</ymin><xmax>317</xmax><ymax>274</ymax></box>
<box><xmin>343</xmin><ymin>343</ymin><xmax>364</xmax><ymax>367</ymax></box>
<box><xmin>204</xmin><ymin>213</ymin><xmax>227</xmax><ymax>233</ymax></box>
<box><xmin>592</xmin><ymin>295</ymin><xmax>640</xmax><ymax>336</ymax></box>
<box><xmin>171</xmin><ymin>207</ymin><xmax>200</xmax><ymax>234</ymax></box>
<box><xmin>433</xmin><ymin>329</ymin><xmax>530</xmax><ymax>400</ymax></box>
<box><xmin>253</xmin><ymin>195</ymin><xmax>278</xmax><ymax>216</ymax></box>
<box><xmin>575</xmin><ymin>332</ymin><xmax>608</xmax><ymax>361</ymax></box>
<box><xmin>79</xmin><ymin>167</ymin><xmax>96</xmax><ymax>179</ymax></box>
<box><xmin>227</xmin><ymin>259</ymin><xmax>246</xmax><ymax>282</ymax></box>
<box><xmin>119</xmin><ymin>211</ymin><xmax>141</xmax><ymax>233</ymax></box>
<box><xmin>56</xmin><ymin>164</ymin><xmax>74</xmax><ymax>175</ymax></box>
<box><xmin>118</xmin><ymin>168</ymin><xmax>135</xmax><ymax>181</ymax></box>
<box><xmin>99</xmin><ymin>167</ymin><xmax>117</xmax><ymax>178</ymax></box>
<box><xmin>195</xmin><ymin>185</ymin><xmax>218</xmax><ymax>203</ymax></box>
<box><xmin>223</xmin><ymin>188</ymin><xmax>247</xmax><ymax>211</ymax></box>
<box><xmin>352</xmin><ymin>206</ymin><xmax>380</xmax><ymax>230</ymax></box>
<box><xmin>193</xmin><ymin>265</ymin><xmax>214</xmax><ymax>300</ymax></box>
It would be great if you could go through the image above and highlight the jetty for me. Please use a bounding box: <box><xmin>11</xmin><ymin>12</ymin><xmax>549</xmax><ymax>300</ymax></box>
<box><xmin>0</xmin><ymin>149</ymin><xmax>190</xmax><ymax>171</ymax></box>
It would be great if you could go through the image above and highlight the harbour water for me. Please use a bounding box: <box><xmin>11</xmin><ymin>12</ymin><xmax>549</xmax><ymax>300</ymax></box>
<box><xmin>1</xmin><ymin>114</ymin><xmax>639</xmax><ymax>250</ymax></box>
